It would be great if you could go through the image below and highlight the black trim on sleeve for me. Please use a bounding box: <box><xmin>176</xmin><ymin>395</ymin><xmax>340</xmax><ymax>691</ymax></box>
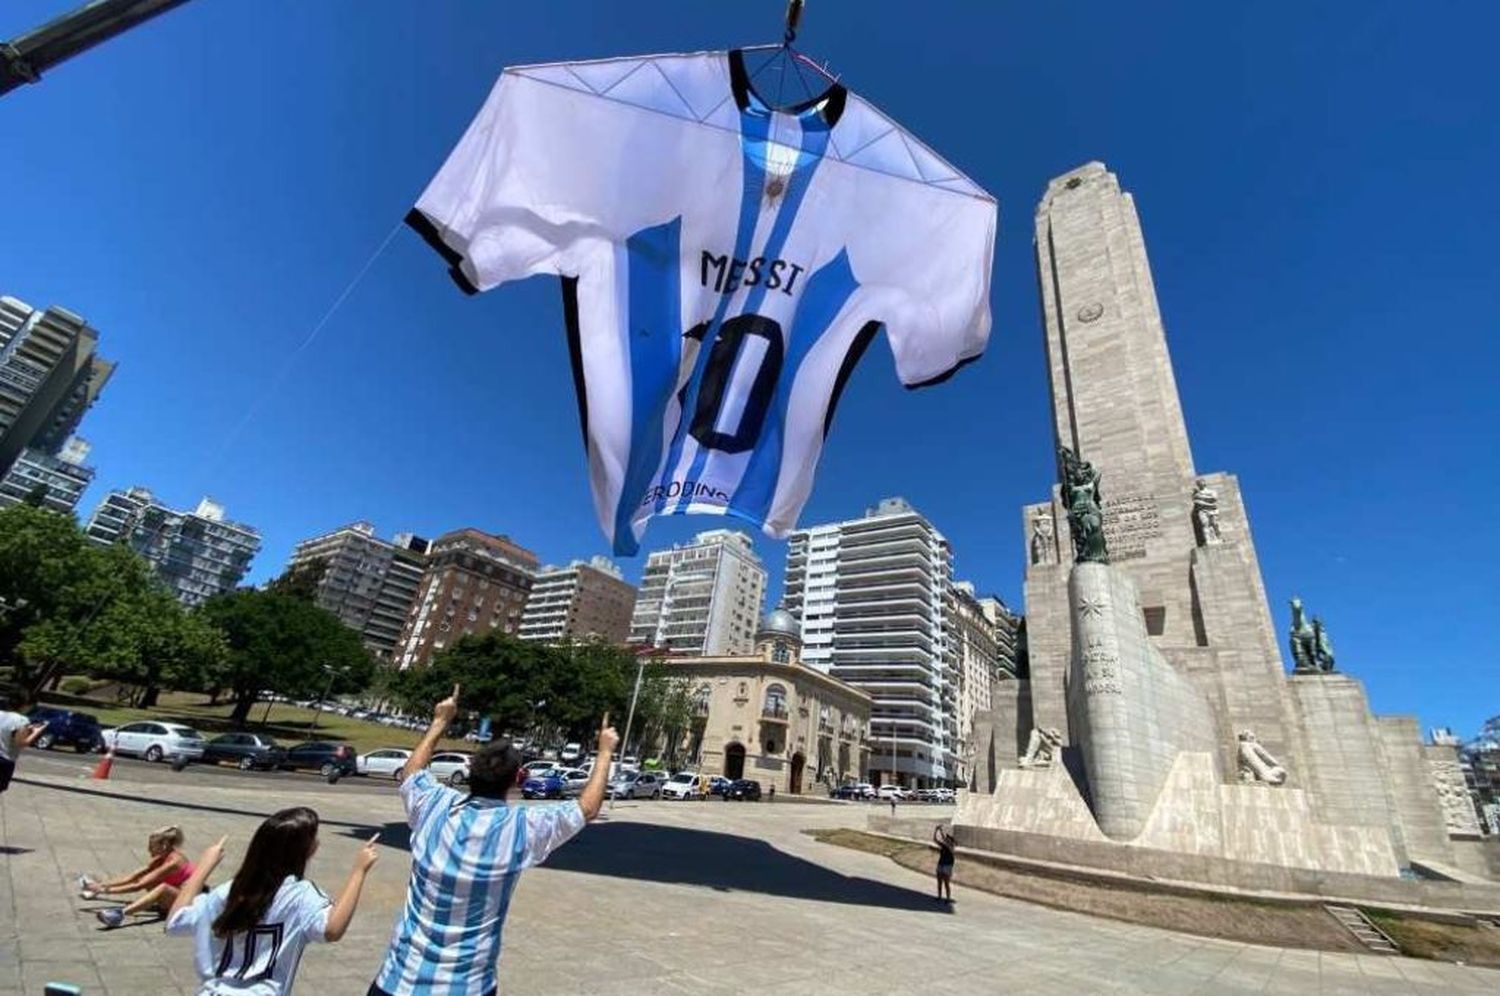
<box><xmin>903</xmin><ymin>352</ymin><xmax>981</xmax><ymax>391</ymax></box>
<box><xmin>560</xmin><ymin>276</ymin><xmax>590</xmax><ymax>451</ymax></box>
<box><xmin>823</xmin><ymin>321</ymin><xmax>880</xmax><ymax>438</ymax></box>
<box><xmin>404</xmin><ymin>208</ymin><xmax>480</xmax><ymax>297</ymax></box>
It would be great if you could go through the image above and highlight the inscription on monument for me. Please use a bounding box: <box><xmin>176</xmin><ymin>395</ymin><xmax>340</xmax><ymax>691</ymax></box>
<box><xmin>1102</xmin><ymin>493</ymin><xmax>1161</xmax><ymax>561</ymax></box>
<box><xmin>1081</xmin><ymin>637</ymin><xmax>1122</xmax><ymax>695</ymax></box>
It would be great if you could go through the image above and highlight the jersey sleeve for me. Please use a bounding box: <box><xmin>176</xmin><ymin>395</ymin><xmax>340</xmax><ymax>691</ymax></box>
<box><xmin>399</xmin><ymin>769</ymin><xmax>454</xmax><ymax>831</ymax></box>
<box><xmin>407</xmin><ymin>65</ymin><xmax>678</xmax><ymax>293</ymax></box>
<box><xmin>858</xmin><ymin>184</ymin><xmax>996</xmax><ymax>387</ymax></box>
<box><xmin>518</xmin><ymin>800</ymin><xmax>587</xmax><ymax>869</ymax></box>
<box><xmin>293</xmin><ymin>881</ymin><xmax>333</xmax><ymax>943</ymax></box>
<box><xmin>163</xmin><ymin>885</ymin><xmax>225</xmax><ymax>936</ymax></box>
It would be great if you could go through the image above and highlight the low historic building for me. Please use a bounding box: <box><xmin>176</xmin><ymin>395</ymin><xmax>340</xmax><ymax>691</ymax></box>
<box><xmin>660</xmin><ymin>610</ymin><xmax>871</xmax><ymax>795</ymax></box>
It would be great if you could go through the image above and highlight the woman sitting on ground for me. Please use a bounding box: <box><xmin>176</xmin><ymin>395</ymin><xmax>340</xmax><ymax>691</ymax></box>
<box><xmin>79</xmin><ymin>825</ymin><xmax>196</xmax><ymax>927</ymax></box>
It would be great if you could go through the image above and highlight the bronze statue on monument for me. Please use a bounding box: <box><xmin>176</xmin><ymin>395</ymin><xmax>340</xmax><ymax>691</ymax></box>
<box><xmin>1059</xmin><ymin>446</ymin><xmax>1108</xmax><ymax>564</ymax></box>
<box><xmin>1289</xmin><ymin>597</ymin><xmax>1337</xmax><ymax>673</ymax></box>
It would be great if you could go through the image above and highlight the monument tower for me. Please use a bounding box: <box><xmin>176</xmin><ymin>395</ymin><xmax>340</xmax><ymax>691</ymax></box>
<box><xmin>957</xmin><ymin>164</ymin><xmax>1492</xmax><ymax>888</ymax></box>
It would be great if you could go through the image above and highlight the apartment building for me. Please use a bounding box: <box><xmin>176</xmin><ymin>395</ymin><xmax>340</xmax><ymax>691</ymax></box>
<box><xmin>629</xmin><ymin>529</ymin><xmax>767</xmax><ymax>655</ymax></box>
<box><xmin>395</xmin><ymin>528</ymin><xmax>538</xmax><ymax>668</ymax></box>
<box><xmin>285</xmin><ymin>522</ymin><xmax>431</xmax><ymax>661</ymax></box>
<box><xmin>0</xmin><ymin>437</ymin><xmax>94</xmax><ymax>514</ymax></box>
<box><xmin>84</xmin><ymin>489</ymin><xmax>261</xmax><ymax>606</ymax></box>
<box><xmin>0</xmin><ymin>295</ymin><xmax>113</xmax><ymax>476</ymax></box>
<box><xmin>518</xmin><ymin>555</ymin><xmax>636</xmax><ymax>645</ymax></box>
<box><xmin>784</xmin><ymin>497</ymin><xmax>956</xmax><ymax>788</ymax></box>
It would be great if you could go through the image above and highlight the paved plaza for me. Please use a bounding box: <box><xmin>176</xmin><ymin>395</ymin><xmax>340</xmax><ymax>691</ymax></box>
<box><xmin>1</xmin><ymin>753</ymin><xmax>1495</xmax><ymax>995</ymax></box>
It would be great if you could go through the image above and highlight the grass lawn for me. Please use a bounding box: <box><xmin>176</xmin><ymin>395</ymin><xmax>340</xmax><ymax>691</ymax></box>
<box><xmin>45</xmin><ymin>690</ymin><xmax>474</xmax><ymax>757</ymax></box>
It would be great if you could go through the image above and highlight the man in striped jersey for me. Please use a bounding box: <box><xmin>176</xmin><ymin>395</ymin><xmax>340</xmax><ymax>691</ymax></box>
<box><xmin>369</xmin><ymin>686</ymin><xmax>618</xmax><ymax>996</ymax></box>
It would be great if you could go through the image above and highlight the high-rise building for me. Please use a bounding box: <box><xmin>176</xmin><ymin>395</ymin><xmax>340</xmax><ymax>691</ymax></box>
<box><xmin>629</xmin><ymin>529</ymin><xmax>767</xmax><ymax>656</ymax></box>
<box><xmin>946</xmin><ymin>582</ymin><xmax>1022</xmax><ymax>778</ymax></box>
<box><xmin>84</xmin><ymin>488</ymin><xmax>260</xmax><ymax>606</ymax></box>
<box><xmin>0</xmin><ymin>296</ymin><xmax>114</xmax><ymax>476</ymax></box>
<box><xmin>0</xmin><ymin>436</ymin><xmax>95</xmax><ymax>514</ymax></box>
<box><xmin>783</xmin><ymin>497</ymin><xmax>956</xmax><ymax>788</ymax></box>
<box><xmin>395</xmin><ymin>528</ymin><xmax>538</xmax><ymax>669</ymax></box>
<box><xmin>286</xmin><ymin>522</ymin><xmax>431</xmax><ymax>662</ymax></box>
<box><xmin>518</xmin><ymin>556</ymin><xmax>637</xmax><ymax>645</ymax></box>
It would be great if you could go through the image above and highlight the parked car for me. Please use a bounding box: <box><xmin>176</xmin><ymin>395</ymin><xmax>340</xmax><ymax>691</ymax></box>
<box><xmin>559</xmin><ymin>742</ymin><xmax>584</xmax><ymax>764</ymax></box>
<box><xmin>201</xmin><ymin>733</ymin><xmax>286</xmax><ymax>771</ymax></box>
<box><xmin>913</xmin><ymin>788</ymin><xmax>937</xmax><ymax>803</ymax></box>
<box><xmin>607</xmin><ymin>771</ymin><xmax>664</xmax><ymax>800</ymax></box>
<box><xmin>932</xmin><ymin>788</ymin><xmax>956</xmax><ymax>804</ymax></box>
<box><xmin>280</xmin><ymin>741</ymin><xmax>357</xmax><ymax>778</ymax></box>
<box><xmin>877</xmin><ymin>785</ymin><xmax>909</xmax><ymax>801</ymax></box>
<box><xmin>830</xmin><ymin>783</ymin><xmax>864</xmax><ymax>800</ymax></box>
<box><xmin>662</xmin><ymin>771</ymin><xmax>706</xmax><ymax>800</ymax></box>
<box><xmin>521</xmin><ymin>760</ymin><xmax>557</xmax><ymax>778</ymax></box>
<box><xmin>101</xmin><ymin>722</ymin><xmax>206</xmax><ymax>762</ymax></box>
<box><xmin>26</xmin><ymin>707</ymin><xmax>104</xmax><ymax>753</ymax></box>
<box><xmin>725</xmin><ymin>779</ymin><xmax>762</xmax><ymax>802</ymax></box>
<box><xmin>708</xmin><ymin>775</ymin><xmax>734</xmax><ymax>798</ymax></box>
<box><xmin>523</xmin><ymin>769</ymin><xmax>569</xmax><ymax>799</ymax></box>
<box><xmin>429</xmin><ymin>752</ymin><xmax>473</xmax><ymax>786</ymax></box>
<box><xmin>357</xmin><ymin>747</ymin><xmax>413</xmax><ymax>779</ymax></box>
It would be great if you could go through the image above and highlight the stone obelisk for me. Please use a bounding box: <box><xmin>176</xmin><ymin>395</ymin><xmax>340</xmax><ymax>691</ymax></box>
<box><xmin>1023</xmin><ymin>163</ymin><xmax>1301</xmax><ymax>783</ymax></box>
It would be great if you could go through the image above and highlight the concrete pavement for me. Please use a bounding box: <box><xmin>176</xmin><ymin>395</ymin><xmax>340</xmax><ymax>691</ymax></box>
<box><xmin>2</xmin><ymin>761</ymin><xmax>1496</xmax><ymax>995</ymax></box>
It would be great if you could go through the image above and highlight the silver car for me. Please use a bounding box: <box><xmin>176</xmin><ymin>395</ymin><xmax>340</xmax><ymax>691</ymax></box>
<box><xmin>607</xmin><ymin>771</ymin><xmax>664</xmax><ymax>800</ymax></box>
<box><xmin>102</xmin><ymin>721</ymin><xmax>206</xmax><ymax>762</ymax></box>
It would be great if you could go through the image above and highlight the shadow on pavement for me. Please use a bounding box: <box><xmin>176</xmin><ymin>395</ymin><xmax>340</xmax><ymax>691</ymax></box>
<box><xmin>544</xmin><ymin>821</ymin><xmax>947</xmax><ymax>913</ymax></box>
<box><xmin>16</xmin><ymin>778</ymin><xmax>382</xmax><ymax>831</ymax></box>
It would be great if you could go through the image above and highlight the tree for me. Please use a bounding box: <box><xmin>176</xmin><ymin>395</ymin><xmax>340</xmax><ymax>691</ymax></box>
<box><xmin>21</xmin><ymin>483</ymin><xmax>48</xmax><ymax>508</ymax></box>
<box><xmin>199</xmin><ymin>589</ymin><xmax>373</xmax><ymax>726</ymax></box>
<box><xmin>384</xmin><ymin>634</ymin><xmax>647</xmax><ymax>743</ymax></box>
<box><xmin>0</xmin><ymin>504</ymin><xmax>194</xmax><ymax>699</ymax></box>
<box><xmin>267</xmin><ymin>557</ymin><xmax>328</xmax><ymax>603</ymax></box>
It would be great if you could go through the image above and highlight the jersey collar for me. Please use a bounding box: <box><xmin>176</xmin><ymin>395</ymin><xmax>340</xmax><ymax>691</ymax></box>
<box><xmin>728</xmin><ymin>49</ymin><xmax>847</xmax><ymax>131</ymax></box>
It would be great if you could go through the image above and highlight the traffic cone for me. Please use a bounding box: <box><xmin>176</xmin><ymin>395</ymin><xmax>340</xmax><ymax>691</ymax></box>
<box><xmin>91</xmin><ymin>748</ymin><xmax>114</xmax><ymax>780</ymax></box>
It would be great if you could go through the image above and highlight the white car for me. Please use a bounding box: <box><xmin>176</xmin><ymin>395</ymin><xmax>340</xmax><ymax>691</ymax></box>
<box><xmin>877</xmin><ymin>785</ymin><xmax>910</xmax><ymax>801</ymax></box>
<box><xmin>357</xmin><ymin>747</ymin><xmax>413</xmax><ymax>779</ymax></box>
<box><xmin>661</xmin><ymin>771</ymin><xmax>705</xmax><ymax>800</ymax></box>
<box><xmin>102</xmin><ymin>721</ymin><xmax>206</xmax><ymax>762</ymax></box>
<box><xmin>559</xmin><ymin>742</ymin><xmax>584</xmax><ymax>764</ymax></box>
<box><xmin>521</xmin><ymin>760</ymin><xmax>556</xmax><ymax>778</ymax></box>
<box><xmin>429</xmin><ymin>751</ymin><xmax>473</xmax><ymax>786</ymax></box>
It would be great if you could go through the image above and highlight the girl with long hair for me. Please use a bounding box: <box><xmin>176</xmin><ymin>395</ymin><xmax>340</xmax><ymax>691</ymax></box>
<box><xmin>81</xmin><ymin>825</ymin><xmax>196</xmax><ymax>927</ymax></box>
<box><xmin>165</xmin><ymin>807</ymin><xmax>378</xmax><ymax>995</ymax></box>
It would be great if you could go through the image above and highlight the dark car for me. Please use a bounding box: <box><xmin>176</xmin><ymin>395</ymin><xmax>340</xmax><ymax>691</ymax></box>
<box><xmin>27</xmin><ymin>707</ymin><xmax>104</xmax><ymax>753</ymax></box>
<box><xmin>201</xmin><ymin>732</ymin><xmax>286</xmax><ymax>771</ymax></box>
<box><xmin>725</xmin><ymin>778</ymin><xmax>762</xmax><ymax>801</ymax></box>
<box><xmin>279</xmin><ymin>741</ymin><xmax>357</xmax><ymax>777</ymax></box>
<box><xmin>522</xmin><ymin>770</ymin><xmax>567</xmax><ymax>799</ymax></box>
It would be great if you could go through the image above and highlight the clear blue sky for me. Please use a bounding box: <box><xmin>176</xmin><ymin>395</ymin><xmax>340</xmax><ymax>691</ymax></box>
<box><xmin>3</xmin><ymin>2</ymin><xmax>1496</xmax><ymax>736</ymax></box>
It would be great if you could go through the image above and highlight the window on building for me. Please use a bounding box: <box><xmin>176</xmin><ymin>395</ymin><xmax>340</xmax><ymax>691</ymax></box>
<box><xmin>771</xmin><ymin>640</ymin><xmax>791</xmax><ymax>664</ymax></box>
<box><xmin>764</xmin><ymin>684</ymin><xmax>788</xmax><ymax>716</ymax></box>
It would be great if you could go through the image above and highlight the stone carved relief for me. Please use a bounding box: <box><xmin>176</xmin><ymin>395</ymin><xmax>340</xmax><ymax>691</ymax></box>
<box><xmin>1429</xmin><ymin>757</ymin><xmax>1483</xmax><ymax>836</ymax></box>
<box><xmin>1236</xmin><ymin>731</ymin><xmax>1287</xmax><ymax>785</ymax></box>
<box><xmin>1192</xmin><ymin>479</ymin><xmax>1223</xmax><ymax>546</ymax></box>
<box><xmin>1029</xmin><ymin>508</ymin><xmax>1055</xmax><ymax>565</ymax></box>
<box><xmin>1019</xmin><ymin>727</ymin><xmax>1063</xmax><ymax>769</ymax></box>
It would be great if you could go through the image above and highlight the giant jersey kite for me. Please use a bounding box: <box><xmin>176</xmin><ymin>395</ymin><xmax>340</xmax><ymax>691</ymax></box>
<box><xmin>408</xmin><ymin>49</ymin><xmax>996</xmax><ymax>555</ymax></box>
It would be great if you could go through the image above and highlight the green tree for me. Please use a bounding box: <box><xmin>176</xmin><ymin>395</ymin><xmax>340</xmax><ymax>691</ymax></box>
<box><xmin>267</xmin><ymin>557</ymin><xmax>328</xmax><ymax>603</ymax></box>
<box><xmin>199</xmin><ymin>588</ymin><xmax>373</xmax><ymax>726</ymax></box>
<box><xmin>0</xmin><ymin>504</ymin><xmax>199</xmax><ymax>700</ymax></box>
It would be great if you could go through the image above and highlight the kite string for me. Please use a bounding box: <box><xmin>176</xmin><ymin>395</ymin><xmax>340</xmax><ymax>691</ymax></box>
<box><xmin>205</xmin><ymin>217</ymin><xmax>404</xmax><ymax>469</ymax></box>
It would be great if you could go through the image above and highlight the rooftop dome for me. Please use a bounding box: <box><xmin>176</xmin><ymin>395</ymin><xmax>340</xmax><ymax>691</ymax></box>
<box><xmin>757</xmin><ymin>608</ymin><xmax>800</xmax><ymax>640</ymax></box>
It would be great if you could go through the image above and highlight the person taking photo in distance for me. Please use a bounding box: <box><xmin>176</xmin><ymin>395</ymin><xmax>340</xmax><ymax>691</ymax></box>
<box><xmin>0</xmin><ymin>688</ymin><xmax>49</xmax><ymax>794</ymax></box>
<box><xmin>369</xmin><ymin>684</ymin><xmax>619</xmax><ymax>996</ymax></box>
<box><xmin>165</xmin><ymin>807</ymin><xmax>379</xmax><ymax>994</ymax></box>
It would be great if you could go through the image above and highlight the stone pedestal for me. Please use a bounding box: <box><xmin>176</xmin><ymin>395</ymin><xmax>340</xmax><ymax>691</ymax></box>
<box><xmin>1064</xmin><ymin>562</ymin><xmax>1216</xmax><ymax>840</ymax></box>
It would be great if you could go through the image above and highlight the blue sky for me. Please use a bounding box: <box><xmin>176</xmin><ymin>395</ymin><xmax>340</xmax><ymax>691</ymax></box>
<box><xmin>2</xmin><ymin>2</ymin><xmax>1496</xmax><ymax>736</ymax></box>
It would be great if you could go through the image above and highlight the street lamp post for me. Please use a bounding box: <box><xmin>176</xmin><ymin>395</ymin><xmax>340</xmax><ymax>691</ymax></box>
<box><xmin>609</xmin><ymin>655</ymin><xmax>647</xmax><ymax>812</ymax></box>
<box><xmin>309</xmin><ymin>665</ymin><xmax>348</xmax><ymax>734</ymax></box>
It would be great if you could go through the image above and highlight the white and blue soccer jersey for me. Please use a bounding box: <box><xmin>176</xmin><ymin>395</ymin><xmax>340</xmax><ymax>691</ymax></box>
<box><xmin>374</xmin><ymin>770</ymin><xmax>586</xmax><ymax>996</ymax></box>
<box><xmin>408</xmin><ymin>50</ymin><xmax>997</xmax><ymax>555</ymax></box>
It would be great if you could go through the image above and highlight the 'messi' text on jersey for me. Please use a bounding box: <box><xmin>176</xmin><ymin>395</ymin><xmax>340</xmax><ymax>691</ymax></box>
<box><xmin>701</xmin><ymin>250</ymin><xmax>806</xmax><ymax>297</ymax></box>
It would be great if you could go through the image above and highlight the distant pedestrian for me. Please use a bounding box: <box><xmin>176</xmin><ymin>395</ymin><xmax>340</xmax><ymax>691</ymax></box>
<box><xmin>934</xmin><ymin>824</ymin><xmax>956</xmax><ymax>902</ymax></box>
<box><xmin>0</xmin><ymin>689</ymin><xmax>48</xmax><ymax>794</ymax></box>
<box><xmin>889</xmin><ymin>794</ymin><xmax>897</xmax><ymax>817</ymax></box>
<box><xmin>165</xmin><ymin>807</ymin><xmax>378</xmax><ymax>994</ymax></box>
<box><xmin>84</xmin><ymin>825</ymin><xmax>195</xmax><ymax>927</ymax></box>
<box><xmin>768</xmin><ymin>784</ymin><xmax>775</xmax><ymax>803</ymax></box>
<box><xmin>369</xmin><ymin>685</ymin><xmax>619</xmax><ymax>996</ymax></box>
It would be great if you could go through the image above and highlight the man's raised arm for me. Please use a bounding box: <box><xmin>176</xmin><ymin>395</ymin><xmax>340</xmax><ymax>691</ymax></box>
<box><xmin>577</xmin><ymin>713</ymin><xmax>620</xmax><ymax>821</ymax></box>
<box><xmin>408</xmin><ymin>684</ymin><xmax>460</xmax><ymax>773</ymax></box>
